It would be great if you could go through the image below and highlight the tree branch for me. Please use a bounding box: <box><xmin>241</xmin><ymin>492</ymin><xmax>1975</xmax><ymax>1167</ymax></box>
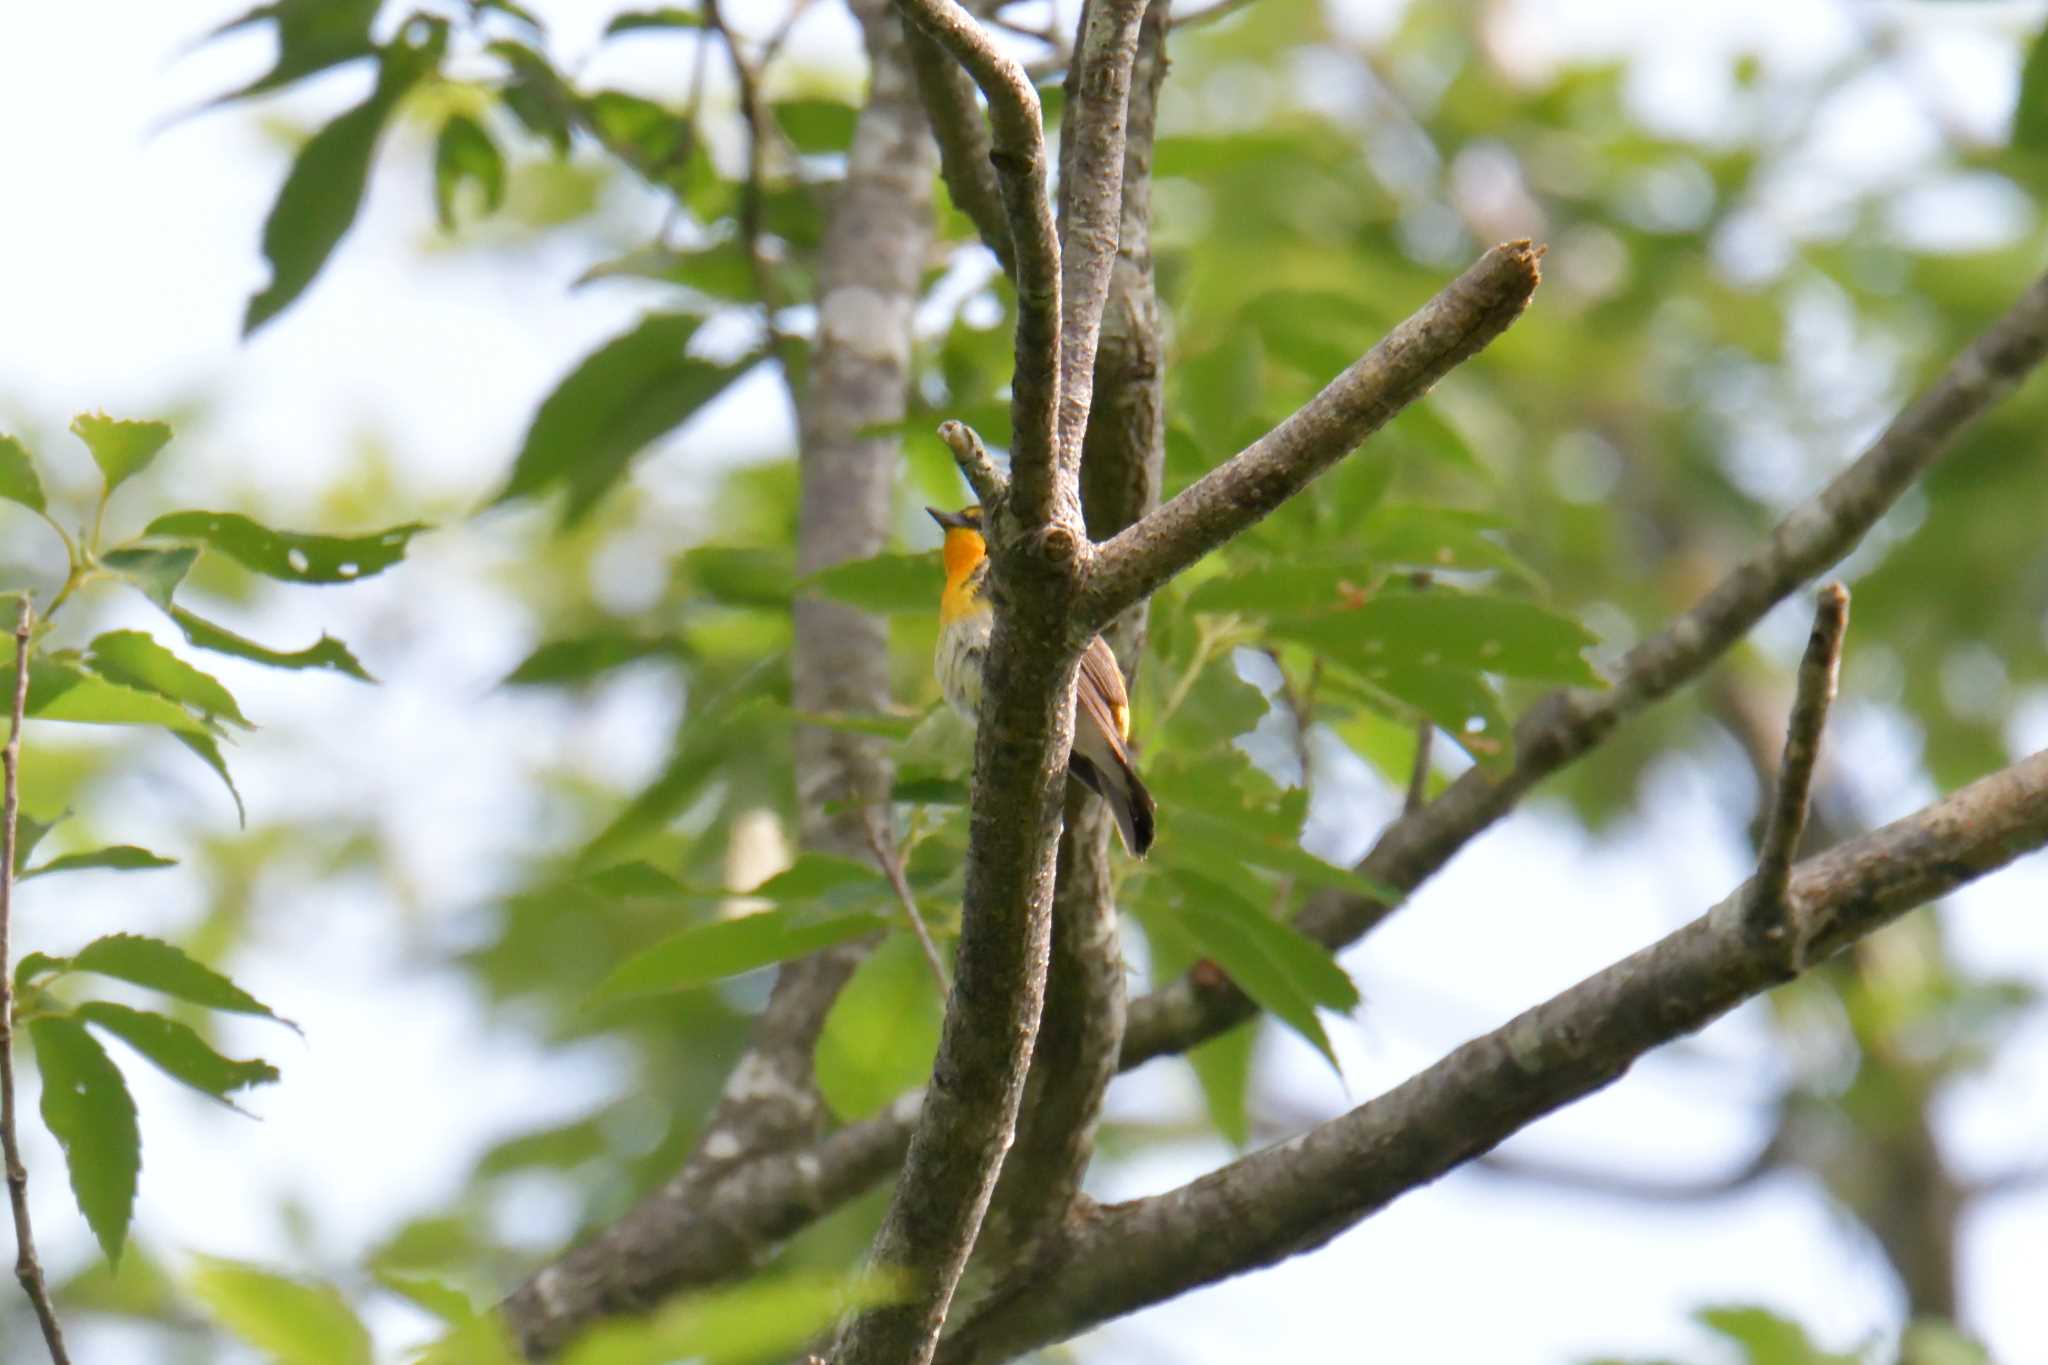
<box><xmin>503</xmin><ymin>6</ymin><xmax>934</xmax><ymax>1352</ymax></box>
<box><xmin>937</xmin><ymin>748</ymin><xmax>2048</xmax><ymax>1362</ymax></box>
<box><xmin>0</xmin><ymin>598</ymin><xmax>70</xmax><ymax>1365</ymax></box>
<box><xmin>1743</xmin><ymin>583</ymin><xmax>1848</xmax><ymax>958</ymax></box>
<box><xmin>980</xmin><ymin>0</ymin><xmax>1172</xmax><ymax>1265</ymax></box>
<box><xmin>904</xmin><ymin>22</ymin><xmax>1014</xmax><ymax>275</ymax></box>
<box><xmin>939</xmin><ymin>420</ymin><xmax>1008</xmax><ymax>509</ymax></box>
<box><xmin>1082</xmin><ymin>241</ymin><xmax>1545</xmax><ymax>629</ymax></box>
<box><xmin>1121</xmin><ymin>261</ymin><xmax>2048</xmax><ymax>1068</ymax></box>
<box><xmin>895</xmin><ymin>0</ymin><xmax>1061</xmax><ymax>525</ymax></box>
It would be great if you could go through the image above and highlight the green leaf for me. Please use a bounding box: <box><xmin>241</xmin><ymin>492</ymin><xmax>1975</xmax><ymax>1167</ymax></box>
<box><xmin>1362</xmin><ymin>504</ymin><xmax>1542</xmax><ymax>584</ymax></box>
<box><xmin>497</xmin><ymin>314</ymin><xmax>753</xmax><ymax>522</ymax></box>
<box><xmin>67</xmin><ymin>933</ymin><xmax>292</xmax><ymax>1027</ymax></box>
<box><xmin>584</xmin><ymin>90</ymin><xmax>688</xmax><ymax>172</ymax></box>
<box><xmin>1266</xmin><ymin>591</ymin><xmax>1602</xmax><ymax>685</ymax></box>
<box><xmin>21</xmin><ymin>846</ymin><xmax>177</xmax><ymax>881</ymax></box>
<box><xmin>774</xmin><ymin>98</ymin><xmax>859</xmax><ymax>155</ymax></box>
<box><xmin>1696</xmin><ymin>1305</ymin><xmax>1857</xmax><ymax>1365</ymax></box>
<box><xmin>0</xmin><ymin>433</ymin><xmax>47</xmax><ymax>512</ymax></box>
<box><xmin>170</xmin><ymin>606</ymin><xmax>373</xmax><ymax>680</ymax></box>
<box><xmin>70</xmin><ymin>414</ymin><xmax>171</xmax><ymax>496</ymax></box>
<box><xmin>2016</xmin><ymin>25</ymin><xmax>2048</xmax><ymax>159</ymax></box>
<box><xmin>489</xmin><ymin>41</ymin><xmax>575</xmax><ymax>156</ymax></box>
<box><xmin>681</xmin><ymin>545</ymin><xmax>795</xmax><ymax>608</ymax></box>
<box><xmin>102</xmin><ymin>545</ymin><xmax>198</xmax><ymax>610</ymax></box>
<box><xmin>177</xmin><ymin>730</ymin><xmax>249</xmax><ymax>826</ymax></box>
<box><xmin>1162</xmin><ymin>868</ymin><xmax>1356</xmax><ymax>1072</ymax></box>
<box><xmin>11</xmin><ymin>810</ymin><xmax>62</xmax><ymax>873</ymax></box>
<box><xmin>30</xmin><ymin>1016</ymin><xmax>140</xmax><ymax>1266</ymax></box>
<box><xmin>1188</xmin><ymin>1022</ymin><xmax>1256</xmax><ymax>1149</ymax></box>
<box><xmin>433</xmin><ymin>112</ymin><xmax>505</xmax><ymax>230</ymax></box>
<box><xmin>200</xmin><ymin>0</ymin><xmax>381</xmax><ymax>106</ymax></box>
<box><xmin>77</xmin><ymin>1001</ymin><xmax>279</xmax><ymax>1101</ymax></box>
<box><xmin>188</xmin><ymin>1256</ymin><xmax>373</xmax><ymax>1365</ymax></box>
<box><xmin>1184</xmin><ymin>562</ymin><xmax>1381</xmax><ymax>616</ymax></box>
<box><xmin>803</xmin><ymin>551</ymin><xmax>940</xmax><ymax>615</ymax></box>
<box><xmin>816</xmin><ymin>933</ymin><xmax>944</xmax><ymax>1120</ymax></box>
<box><xmin>144</xmin><ymin>511</ymin><xmax>425</xmax><ymax>585</ymax></box>
<box><xmin>592</xmin><ymin>907</ymin><xmax>883</xmax><ymax>1003</ymax></box>
<box><xmin>501</xmin><ymin>632</ymin><xmax>689</xmax><ymax>686</ymax></box>
<box><xmin>792</xmin><ymin>709</ymin><xmax>922</xmax><ymax>741</ymax></box>
<box><xmin>15</xmin><ymin>951</ymin><xmax>66</xmax><ymax>994</ymax></box>
<box><xmin>604</xmin><ymin>8</ymin><xmax>703</xmax><ymax>35</ymax></box>
<box><xmin>559</xmin><ymin>1269</ymin><xmax>905</xmax><ymax>1365</ymax></box>
<box><xmin>87</xmin><ymin>630</ymin><xmax>251</xmax><ymax>727</ymax></box>
<box><xmin>244</xmin><ymin>31</ymin><xmax>442</xmax><ymax>334</ymax></box>
<box><xmin>25</xmin><ymin>656</ymin><xmax>210</xmax><ymax>735</ymax></box>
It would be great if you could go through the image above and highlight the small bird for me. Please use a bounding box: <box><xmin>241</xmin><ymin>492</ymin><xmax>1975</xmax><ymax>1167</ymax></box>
<box><xmin>928</xmin><ymin>504</ymin><xmax>1155</xmax><ymax>856</ymax></box>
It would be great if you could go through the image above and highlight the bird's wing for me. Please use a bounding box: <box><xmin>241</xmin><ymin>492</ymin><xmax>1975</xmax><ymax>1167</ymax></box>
<box><xmin>1076</xmin><ymin>634</ymin><xmax>1132</xmax><ymax>745</ymax></box>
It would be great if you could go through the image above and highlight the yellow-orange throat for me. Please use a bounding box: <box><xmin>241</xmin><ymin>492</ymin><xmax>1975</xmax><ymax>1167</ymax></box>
<box><xmin>939</xmin><ymin>526</ymin><xmax>990</xmax><ymax>624</ymax></box>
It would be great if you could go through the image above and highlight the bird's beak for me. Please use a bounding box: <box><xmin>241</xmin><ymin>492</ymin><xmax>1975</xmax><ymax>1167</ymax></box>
<box><xmin>926</xmin><ymin>506</ymin><xmax>971</xmax><ymax>531</ymax></box>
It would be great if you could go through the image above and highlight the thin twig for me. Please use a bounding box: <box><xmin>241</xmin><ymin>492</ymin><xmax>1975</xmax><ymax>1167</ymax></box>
<box><xmin>704</xmin><ymin>0</ymin><xmax>801</xmax><ymax>366</ymax></box>
<box><xmin>1403</xmin><ymin>720</ymin><xmax>1432</xmax><ymax>816</ymax></box>
<box><xmin>938</xmin><ymin>420</ymin><xmax>1009</xmax><ymax>509</ymax></box>
<box><xmin>0</xmin><ymin>597</ymin><xmax>69</xmax><ymax>1365</ymax></box>
<box><xmin>1170</xmin><ymin>0</ymin><xmax>1264</xmax><ymax>31</ymax></box>
<box><xmin>1743</xmin><ymin>583</ymin><xmax>1849</xmax><ymax>957</ymax></box>
<box><xmin>864</xmin><ymin>808</ymin><xmax>952</xmax><ymax>994</ymax></box>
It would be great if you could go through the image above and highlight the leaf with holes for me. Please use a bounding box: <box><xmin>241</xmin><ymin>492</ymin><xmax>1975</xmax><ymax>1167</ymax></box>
<box><xmin>0</xmin><ymin>433</ymin><xmax>46</xmax><ymax>512</ymax></box>
<box><xmin>71</xmin><ymin>413</ymin><xmax>171</xmax><ymax>495</ymax></box>
<box><xmin>31</xmin><ymin>1016</ymin><xmax>140</xmax><ymax>1265</ymax></box>
<box><xmin>87</xmin><ymin>630</ymin><xmax>250</xmax><ymax>727</ymax></box>
<box><xmin>145</xmin><ymin>511</ymin><xmax>424</xmax><ymax>585</ymax></box>
<box><xmin>21</xmin><ymin>846</ymin><xmax>177</xmax><ymax>881</ymax></box>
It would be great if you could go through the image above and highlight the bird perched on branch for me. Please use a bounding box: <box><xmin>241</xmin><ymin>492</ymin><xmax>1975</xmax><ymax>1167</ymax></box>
<box><xmin>928</xmin><ymin>504</ymin><xmax>1155</xmax><ymax>856</ymax></box>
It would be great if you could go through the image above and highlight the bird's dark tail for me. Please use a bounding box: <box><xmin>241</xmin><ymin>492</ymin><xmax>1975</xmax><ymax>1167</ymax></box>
<box><xmin>1070</xmin><ymin>750</ymin><xmax>1155</xmax><ymax>857</ymax></box>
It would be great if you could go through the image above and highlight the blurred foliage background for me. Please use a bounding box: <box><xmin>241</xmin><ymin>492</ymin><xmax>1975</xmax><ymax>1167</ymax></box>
<box><xmin>1</xmin><ymin>0</ymin><xmax>2046</xmax><ymax>1361</ymax></box>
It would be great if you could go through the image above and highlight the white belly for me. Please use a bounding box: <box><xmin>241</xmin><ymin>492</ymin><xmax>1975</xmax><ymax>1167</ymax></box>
<box><xmin>936</xmin><ymin>612</ymin><xmax>992</xmax><ymax>723</ymax></box>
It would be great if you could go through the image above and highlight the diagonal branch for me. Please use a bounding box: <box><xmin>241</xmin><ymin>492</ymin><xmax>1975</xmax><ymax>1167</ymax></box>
<box><xmin>1743</xmin><ymin>582</ymin><xmax>1848</xmax><ymax>957</ymax></box>
<box><xmin>937</xmin><ymin>747</ymin><xmax>2048</xmax><ymax>1363</ymax></box>
<box><xmin>904</xmin><ymin>22</ymin><xmax>1014</xmax><ymax>275</ymax></box>
<box><xmin>1082</xmin><ymin>241</ymin><xmax>1545</xmax><ymax>629</ymax></box>
<box><xmin>1121</xmin><ymin>261</ymin><xmax>2048</xmax><ymax>1068</ymax></box>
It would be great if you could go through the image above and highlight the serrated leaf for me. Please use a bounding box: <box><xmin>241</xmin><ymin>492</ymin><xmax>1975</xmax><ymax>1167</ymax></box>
<box><xmin>681</xmin><ymin>545</ymin><xmax>795</xmax><ymax>608</ymax></box>
<box><xmin>1164</xmin><ymin>868</ymin><xmax>1355</xmax><ymax>1073</ymax></box>
<box><xmin>433</xmin><ymin>112</ymin><xmax>504</xmax><ymax>230</ymax></box>
<box><xmin>170</xmin><ymin>606</ymin><xmax>372</xmax><ymax>680</ymax></box>
<box><xmin>77</xmin><ymin>1001</ymin><xmax>278</xmax><ymax>1101</ymax></box>
<box><xmin>30</xmin><ymin>1016</ymin><xmax>139</xmax><ymax>1266</ymax></box>
<box><xmin>773</xmin><ymin>98</ymin><xmax>858</xmax><ymax>155</ymax></box>
<box><xmin>70</xmin><ymin>413</ymin><xmax>171</xmax><ymax>495</ymax></box>
<box><xmin>10</xmin><ymin>811</ymin><xmax>62</xmax><ymax>874</ymax></box>
<box><xmin>1267</xmin><ymin>591</ymin><xmax>1602</xmax><ymax>685</ymax></box>
<box><xmin>593</xmin><ymin>908</ymin><xmax>882</xmax><ymax>1003</ymax></box>
<box><xmin>21</xmin><ymin>846</ymin><xmax>177</xmax><ymax>881</ymax></box>
<box><xmin>559</xmin><ymin>1269</ymin><xmax>905</xmax><ymax>1365</ymax></box>
<box><xmin>145</xmin><ymin>511</ymin><xmax>424</xmax><ymax>585</ymax></box>
<box><xmin>816</xmin><ymin>933</ymin><xmax>943</xmax><ymax>1120</ymax></box>
<box><xmin>68</xmin><ymin>934</ymin><xmax>292</xmax><ymax>1027</ymax></box>
<box><xmin>244</xmin><ymin>32</ymin><xmax>442</xmax><ymax>334</ymax></box>
<box><xmin>803</xmin><ymin>551</ymin><xmax>939</xmax><ymax>615</ymax></box>
<box><xmin>501</xmin><ymin>632</ymin><xmax>689</xmax><ymax>686</ymax></box>
<box><xmin>102</xmin><ymin>545</ymin><xmax>198</xmax><ymax>610</ymax></box>
<box><xmin>87</xmin><ymin>630</ymin><xmax>251</xmax><ymax>727</ymax></box>
<box><xmin>26</xmin><ymin>657</ymin><xmax>210</xmax><ymax>735</ymax></box>
<box><xmin>604</xmin><ymin>8</ymin><xmax>703</xmax><ymax>35</ymax></box>
<box><xmin>497</xmin><ymin>314</ymin><xmax>753</xmax><ymax>522</ymax></box>
<box><xmin>15</xmin><ymin>951</ymin><xmax>66</xmax><ymax>994</ymax></box>
<box><xmin>0</xmin><ymin>433</ymin><xmax>46</xmax><ymax>512</ymax></box>
<box><xmin>188</xmin><ymin>1257</ymin><xmax>373</xmax><ymax>1365</ymax></box>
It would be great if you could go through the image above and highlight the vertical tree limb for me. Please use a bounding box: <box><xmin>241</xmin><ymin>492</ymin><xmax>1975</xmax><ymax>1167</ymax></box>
<box><xmin>502</xmin><ymin>7</ymin><xmax>934</xmax><ymax>1351</ymax></box>
<box><xmin>0</xmin><ymin>598</ymin><xmax>69</xmax><ymax>1365</ymax></box>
